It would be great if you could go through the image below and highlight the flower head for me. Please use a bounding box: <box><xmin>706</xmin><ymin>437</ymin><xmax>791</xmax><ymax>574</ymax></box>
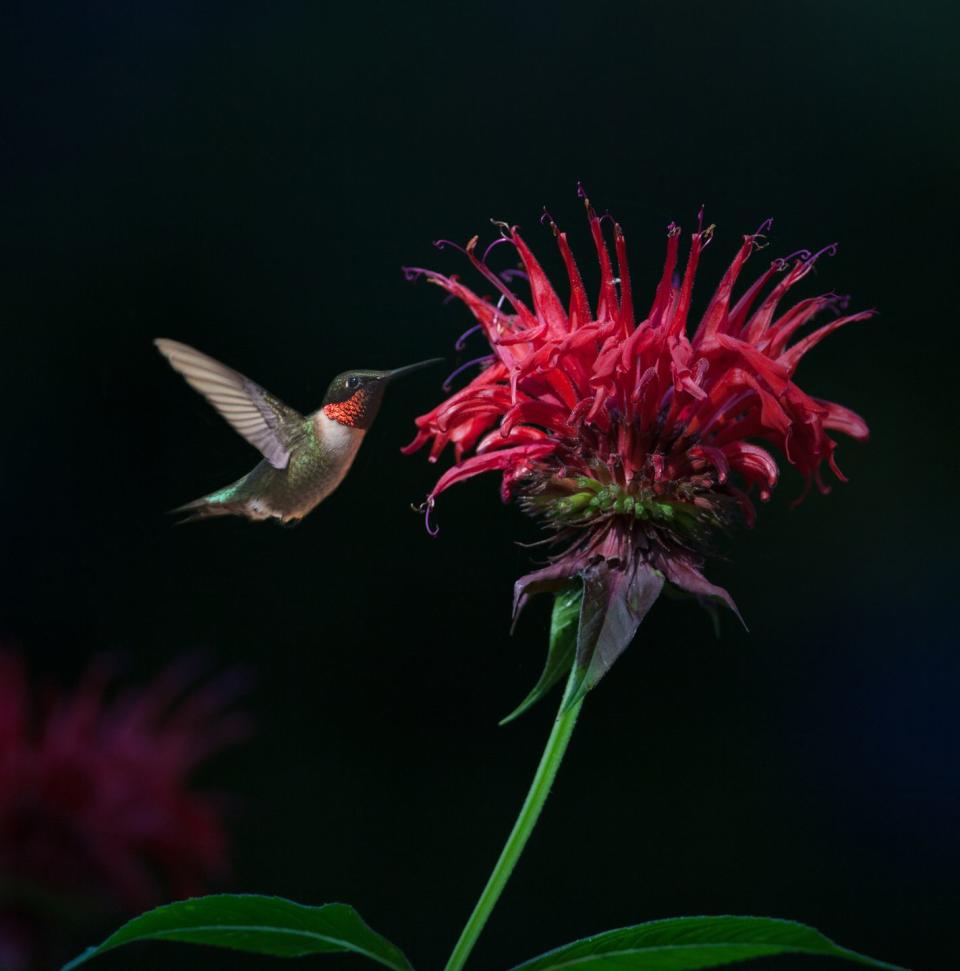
<box><xmin>404</xmin><ymin>192</ymin><xmax>871</xmax><ymax>712</ymax></box>
<box><xmin>0</xmin><ymin>652</ymin><xmax>250</xmax><ymax>969</ymax></box>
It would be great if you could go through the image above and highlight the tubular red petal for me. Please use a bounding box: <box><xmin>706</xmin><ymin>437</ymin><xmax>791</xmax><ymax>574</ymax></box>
<box><xmin>614</xmin><ymin>223</ymin><xmax>634</xmax><ymax>332</ymax></box>
<box><xmin>693</xmin><ymin>235</ymin><xmax>756</xmax><ymax>344</ymax></box>
<box><xmin>546</xmin><ymin>218</ymin><xmax>592</xmax><ymax>328</ymax></box>
<box><xmin>463</xmin><ymin>235</ymin><xmax>540</xmax><ymax>332</ymax></box>
<box><xmin>722</xmin><ymin>442</ymin><xmax>780</xmax><ymax>489</ymax></box>
<box><xmin>716</xmin><ymin>334</ymin><xmax>792</xmax><ymax>394</ymax></box>
<box><xmin>689</xmin><ymin>444</ymin><xmax>730</xmax><ymax>483</ymax></box>
<box><xmin>777</xmin><ymin>310</ymin><xmax>876</xmax><ymax>374</ymax></box>
<box><xmin>649</xmin><ymin>226</ymin><xmax>681</xmax><ymax>327</ymax></box>
<box><xmin>741</xmin><ymin>259</ymin><xmax>812</xmax><ymax>344</ymax></box>
<box><xmin>512</xmin><ymin>228</ymin><xmax>569</xmax><ymax>335</ymax></box>
<box><xmin>666</xmin><ymin>229</ymin><xmax>706</xmax><ymax>337</ymax></box>
<box><xmin>525</xmin><ymin>365</ymin><xmax>581</xmax><ymax>411</ymax></box>
<box><xmin>762</xmin><ymin>295</ymin><xmax>838</xmax><ymax>357</ymax></box>
<box><xmin>819</xmin><ymin>400</ymin><xmax>870</xmax><ymax>440</ymax></box>
<box><xmin>429</xmin><ymin>443</ymin><xmax>556</xmax><ymax>498</ymax></box>
<box><xmin>493</xmin><ymin>321</ymin><xmax>549</xmax><ymax>346</ymax></box>
<box><xmin>727</xmin><ymin>261</ymin><xmax>784</xmax><ymax>336</ymax></box>
<box><xmin>583</xmin><ymin>195</ymin><xmax>619</xmax><ymax>322</ymax></box>
<box><xmin>476</xmin><ymin>424</ymin><xmax>549</xmax><ymax>453</ymax></box>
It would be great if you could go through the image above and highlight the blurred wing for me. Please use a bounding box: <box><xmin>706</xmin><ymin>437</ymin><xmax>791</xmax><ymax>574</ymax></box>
<box><xmin>155</xmin><ymin>339</ymin><xmax>306</xmax><ymax>469</ymax></box>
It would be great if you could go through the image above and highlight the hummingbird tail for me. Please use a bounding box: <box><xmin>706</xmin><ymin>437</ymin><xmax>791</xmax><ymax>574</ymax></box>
<box><xmin>167</xmin><ymin>495</ymin><xmax>240</xmax><ymax>525</ymax></box>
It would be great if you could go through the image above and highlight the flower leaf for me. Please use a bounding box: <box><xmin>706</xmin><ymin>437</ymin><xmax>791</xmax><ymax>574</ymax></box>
<box><xmin>61</xmin><ymin>894</ymin><xmax>413</xmax><ymax>971</ymax></box>
<box><xmin>501</xmin><ymin>585</ymin><xmax>581</xmax><ymax>725</ymax></box>
<box><xmin>564</xmin><ymin>561</ymin><xmax>664</xmax><ymax>711</ymax></box>
<box><xmin>508</xmin><ymin>915</ymin><xmax>906</xmax><ymax>971</ymax></box>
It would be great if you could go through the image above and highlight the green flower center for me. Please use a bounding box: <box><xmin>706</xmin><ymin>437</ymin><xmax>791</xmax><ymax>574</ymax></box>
<box><xmin>522</xmin><ymin>474</ymin><xmax>734</xmax><ymax>543</ymax></box>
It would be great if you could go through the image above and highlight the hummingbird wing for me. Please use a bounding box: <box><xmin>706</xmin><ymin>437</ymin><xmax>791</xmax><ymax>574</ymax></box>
<box><xmin>155</xmin><ymin>339</ymin><xmax>307</xmax><ymax>469</ymax></box>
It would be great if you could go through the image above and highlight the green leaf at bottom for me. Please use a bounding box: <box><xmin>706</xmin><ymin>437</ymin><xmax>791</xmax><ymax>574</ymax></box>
<box><xmin>61</xmin><ymin>894</ymin><xmax>413</xmax><ymax>971</ymax></box>
<box><xmin>509</xmin><ymin>915</ymin><xmax>906</xmax><ymax>971</ymax></box>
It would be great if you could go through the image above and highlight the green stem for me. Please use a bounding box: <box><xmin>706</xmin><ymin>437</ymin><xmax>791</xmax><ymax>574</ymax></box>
<box><xmin>443</xmin><ymin>668</ymin><xmax>584</xmax><ymax>971</ymax></box>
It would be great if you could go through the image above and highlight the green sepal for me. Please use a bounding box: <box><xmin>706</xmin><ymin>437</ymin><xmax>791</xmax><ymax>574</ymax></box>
<box><xmin>501</xmin><ymin>585</ymin><xmax>581</xmax><ymax>725</ymax></box>
<box><xmin>508</xmin><ymin>915</ymin><xmax>907</xmax><ymax>971</ymax></box>
<box><xmin>61</xmin><ymin>894</ymin><xmax>413</xmax><ymax>971</ymax></box>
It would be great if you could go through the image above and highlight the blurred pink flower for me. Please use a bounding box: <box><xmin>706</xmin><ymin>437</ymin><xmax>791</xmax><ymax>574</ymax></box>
<box><xmin>0</xmin><ymin>652</ymin><xmax>250</xmax><ymax>969</ymax></box>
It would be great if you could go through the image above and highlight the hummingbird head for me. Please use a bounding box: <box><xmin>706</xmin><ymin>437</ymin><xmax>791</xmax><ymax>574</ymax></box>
<box><xmin>321</xmin><ymin>359</ymin><xmax>443</xmax><ymax>430</ymax></box>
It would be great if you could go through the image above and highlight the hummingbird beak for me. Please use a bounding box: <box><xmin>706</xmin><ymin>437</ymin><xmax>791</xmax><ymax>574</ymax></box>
<box><xmin>379</xmin><ymin>358</ymin><xmax>445</xmax><ymax>384</ymax></box>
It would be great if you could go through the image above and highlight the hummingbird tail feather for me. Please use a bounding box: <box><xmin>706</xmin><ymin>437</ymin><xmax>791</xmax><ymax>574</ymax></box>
<box><xmin>167</xmin><ymin>494</ymin><xmax>241</xmax><ymax>525</ymax></box>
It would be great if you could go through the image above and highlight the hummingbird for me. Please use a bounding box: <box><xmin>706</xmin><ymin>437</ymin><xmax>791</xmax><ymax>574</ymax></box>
<box><xmin>155</xmin><ymin>339</ymin><xmax>441</xmax><ymax>524</ymax></box>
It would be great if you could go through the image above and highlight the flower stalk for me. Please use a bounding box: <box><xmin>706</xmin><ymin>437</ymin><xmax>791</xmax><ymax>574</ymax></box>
<box><xmin>444</xmin><ymin>663</ymin><xmax>584</xmax><ymax>971</ymax></box>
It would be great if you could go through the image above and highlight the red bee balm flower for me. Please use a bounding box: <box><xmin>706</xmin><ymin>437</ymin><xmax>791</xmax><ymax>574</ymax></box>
<box><xmin>404</xmin><ymin>192</ymin><xmax>871</xmax><ymax>709</ymax></box>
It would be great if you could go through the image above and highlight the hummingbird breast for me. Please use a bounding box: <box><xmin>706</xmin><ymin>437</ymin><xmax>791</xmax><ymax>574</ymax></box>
<box><xmin>238</xmin><ymin>414</ymin><xmax>365</xmax><ymax>522</ymax></box>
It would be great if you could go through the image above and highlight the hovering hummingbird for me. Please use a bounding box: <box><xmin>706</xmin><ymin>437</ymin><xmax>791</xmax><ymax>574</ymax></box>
<box><xmin>155</xmin><ymin>339</ymin><xmax>441</xmax><ymax>524</ymax></box>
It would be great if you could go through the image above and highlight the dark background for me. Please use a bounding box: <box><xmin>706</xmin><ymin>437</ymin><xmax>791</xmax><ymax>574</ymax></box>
<box><xmin>1</xmin><ymin>1</ymin><xmax>957</xmax><ymax>968</ymax></box>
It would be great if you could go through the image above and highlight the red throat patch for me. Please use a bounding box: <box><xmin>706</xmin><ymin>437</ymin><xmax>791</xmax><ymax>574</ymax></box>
<box><xmin>323</xmin><ymin>389</ymin><xmax>367</xmax><ymax>427</ymax></box>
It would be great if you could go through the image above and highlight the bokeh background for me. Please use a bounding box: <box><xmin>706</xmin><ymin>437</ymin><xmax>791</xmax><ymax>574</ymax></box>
<box><xmin>1</xmin><ymin>1</ymin><xmax>957</xmax><ymax>968</ymax></box>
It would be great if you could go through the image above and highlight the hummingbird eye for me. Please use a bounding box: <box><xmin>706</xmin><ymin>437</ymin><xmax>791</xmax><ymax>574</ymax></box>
<box><xmin>346</xmin><ymin>375</ymin><xmax>361</xmax><ymax>390</ymax></box>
